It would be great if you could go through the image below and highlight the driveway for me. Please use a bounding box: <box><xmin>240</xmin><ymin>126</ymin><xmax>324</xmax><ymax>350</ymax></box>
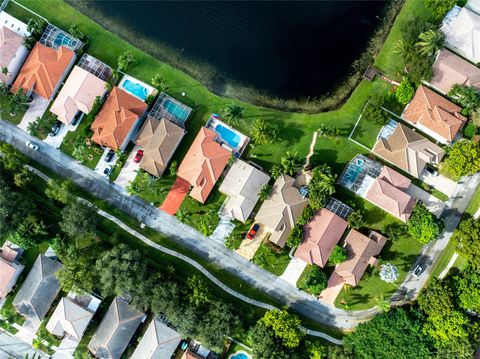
<box><xmin>94</xmin><ymin>147</ymin><xmax>118</xmax><ymax>177</ymax></box>
<box><xmin>53</xmin><ymin>336</ymin><xmax>79</xmax><ymax>359</ymax></box>
<box><xmin>14</xmin><ymin>317</ymin><xmax>41</xmax><ymax>345</ymax></box>
<box><xmin>406</xmin><ymin>184</ymin><xmax>446</xmax><ymax>218</ymax></box>
<box><xmin>0</xmin><ymin>330</ymin><xmax>48</xmax><ymax>359</ymax></box>
<box><xmin>235</xmin><ymin>225</ymin><xmax>267</xmax><ymax>260</ymax></box>
<box><xmin>279</xmin><ymin>256</ymin><xmax>306</xmax><ymax>285</ymax></box>
<box><xmin>114</xmin><ymin>145</ymin><xmax>141</xmax><ymax>188</ymax></box>
<box><xmin>17</xmin><ymin>94</ymin><xmax>50</xmax><ymax>132</ymax></box>
<box><xmin>420</xmin><ymin>170</ymin><xmax>456</xmax><ymax>197</ymax></box>
<box><xmin>43</xmin><ymin>119</ymin><xmax>82</xmax><ymax>149</ymax></box>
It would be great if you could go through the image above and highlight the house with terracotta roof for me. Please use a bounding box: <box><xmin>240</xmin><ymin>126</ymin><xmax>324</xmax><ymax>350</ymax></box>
<box><xmin>50</xmin><ymin>65</ymin><xmax>107</xmax><ymax>125</ymax></box>
<box><xmin>430</xmin><ymin>49</ymin><xmax>480</xmax><ymax>94</ymax></box>
<box><xmin>135</xmin><ymin>116</ymin><xmax>185</xmax><ymax>178</ymax></box>
<box><xmin>365</xmin><ymin>166</ymin><xmax>415</xmax><ymax>222</ymax></box>
<box><xmin>402</xmin><ymin>85</ymin><xmax>467</xmax><ymax>144</ymax></box>
<box><xmin>177</xmin><ymin>127</ymin><xmax>231</xmax><ymax>203</ymax></box>
<box><xmin>373</xmin><ymin>121</ymin><xmax>444</xmax><ymax>178</ymax></box>
<box><xmin>294</xmin><ymin>208</ymin><xmax>348</xmax><ymax>267</ymax></box>
<box><xmin>219</xmin><ymin>159</ymin><xmax>270</xmax><ymax>222</ymax></box>
<box><xmin>255</xmin><ymin>174</ymin><xmax>309</xmax><ymax>248</ymax></box>
<box><xmin>441</xmin><ymin>6</ymin><xmax>480</xmax><ymax>64</ymax></box>
<box><xmin>335</xmin><ymin>230</ymin><xmax>387</xmax><ymax>287</ymax></box>
<box><xmin>46</xmin><ymin>296</ymin><xmax>94</xmax><ymax>340</ymax></box>
<box><xmin>10</xmin><ymin>42</ymin><xmax>75</xmax><ymax>99</ymax></box>
<box><xmin>0</xmin><ymin>26</ymin><xmax>29</xmax><ymax>85</ymax></box>
<box><xmin>0</xmin><ymin>242</ymin><xmax>24</xmax><ymax>300</ymax></box>
<box><xmin>90</xmin><ymin>87</ymin><xmax>148</xmax><ymax>151</ymax></box>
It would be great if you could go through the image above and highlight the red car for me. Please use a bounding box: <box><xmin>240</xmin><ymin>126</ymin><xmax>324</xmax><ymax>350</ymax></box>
<box><xmin>133</xmin><ymin>150</ymin><xmax>144</xmax><ymax>163</ymax></box>
<box><xmin>247</xmin><ymin>223</ymin><xmax>260</xmax><ymax>240</ymax></box>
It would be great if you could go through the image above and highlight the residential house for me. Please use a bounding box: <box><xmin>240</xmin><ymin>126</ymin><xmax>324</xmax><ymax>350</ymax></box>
<box><xmin>10</xmin><ymin>42</ymin><xmax>75</xmax><ymax>99</ymax></box>
<box><xmin>294</xmin><ymin>208</ymin><xmax>348</xmax><ymax>267</ymax></box>
<box><xmin>177</xmin><ymin>127</ymin><xmax>231</xmax><ymax>203</ymax></box>
<box><xmin>430</xmin><ymin>49</ymin><xmax>480</xmax><ymax>94</ymax></box>
<box><xmin>365</xmin><ymin>166</ymin><xmax>415</xmax><ymax>222</ymax></box>
<box><xmin>0</xmin><ymin>242</ymin><xmax>24</xmax><ymax>300</ymax></box>
<box><xmin>335</xmin><ymin>230</ymin><xmax>387</xmax><ymax>287</ymax></box>
<box><xmin>12</xmin><ymin>254</ymin><xmax>62</xmax><ymax>322</ymax></box>
<box><xmin>441</xmin><ymin>6</ymin><xmax>480</xmax><ymax>64</ymax></box>
<box><xmin>46</xmin><ymin>296</ymin><xmax>94</xmax><ymax>340</ymax></box>
<box><xmin>373</xmin><ymin>121</ymin><xmax>444</xmax><ymax>178</ymax></box>
<box><xmin>0</xmin><ymin>12</ymin><xmax>30</xmax><ymax>85</ymax></box>
<box><xmin>218</xmin><ymin>159</ymin><xmax>270</xmax><ymax>222</ymax></box>
<box><xmin>131</xmin><ymin>317</ymin><xmax>182</xmax><ymax>359</ymax></box>
<box><xmin>135</xmin><ymin>116</ymin><xmax>185</xmax><ymax>177</ymax></box>
<box><xmin>255</xmin><ymin>174</ymin><xmax>309</xmax><ymax>248</ymax></box>
<box><xmin>466</xmin><ymin>0</ymin><xmax>480</xmax><ymax>14</ymax></box>
<box><xmin>88</xmin><ymin>297</ymin><xmax>146</xmax><ymax>359</ymax></box>
<box><xmin>90</xmin><ymin>87</ymin><xmax>148</xmax><ymax>151</ymax></box>
<box><xmin>402</xmin><ymin>85</ymin><xmax>467</xmax><ymax>144</ymax></box>
<box><xmin>50</xmin><ymin>65</ymin><xmax>107</xmax><ymax>125</ymax></box>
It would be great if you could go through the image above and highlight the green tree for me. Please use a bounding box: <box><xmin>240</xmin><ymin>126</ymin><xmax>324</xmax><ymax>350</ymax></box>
<box><xmin>169</xmin><ymin>160</ymin><xmax>178</xmax><ymax>176</ymax></box>
<box><xmin>424</xmin><ymin>0</ymin><xmax>457</xmax><ymax>20</ymax></box>
<box><xmin>446</xmin><ymin>140</ymin><xmax>480</xmax><ymax>177</ymax></box>
<box><xmin>252</xmin><ymin>118</ymin><xmax>276</xmax><ymax>144</ymax></box>
<box><xmin>68</xmin><ymin>24</ymin><xmax>85</xmax><ymax>41</ymax></box>
<box><xmin>299</xmin><ymin>265</ymin><xmax>328</xmax><ymax>295</ymax></box>
<box><xmin>308</xmin><ymin>164</ymin><xmax>336</xmax><ymax>210</ymax></box>
<box><xmin>470</xmin><ymin>107</ymin><xmax>480</xmax><ymax>129</ymax></box>
<box><xmin>0</xmin><ymin>143</ymin><xmax>27</xmax><ymax>170</ymax></box>
<box><xmin>260</xmin><ymin>310</ymin><xmax>305</xmax><ymax>348</ymax></box>
<box><xmin>72</xmin><ymin>142</ymin><xmax>88</xmax><ymax>163</ymax></box>
<box><xmin>9</xmin><ymin>88</ymin><xmax>29</xmax><ymax>114</ymax></box>
<box><xmin>329</xmin><ymin>245</ymin><xmax>347</xmax><ymax>265</ymax></box>
<box><xmin>59</xmin><ymin>201</ymin><xmax>98</xmax><ymax>240</ymax></box>
<box><xmin>0</xmin><ymin>177</ymin><xmax>34</xmax><ymax>234</ymax></box>
<box><xmin>362</xmin><ymin>95</ymin><xmax>388</xmax><ymax>125</ymax></box>
<box><xmin>395</xmin><ymin>78</ymin><xmax>415</xmax><ymax>105</ymax></box>
<box><xmin>280</xmin><ymin>151</ymin><xmax>303</xmax><ymax>176</ymax></box>
<box><xmin>286</xmin><ymin>224</ymin><xmax>303</xmax><ymax>248</ymax></box>
<box><xmin>151</xmin><ymin>73</ymin><xmax>168</xmax><ymax>91</ymax></box>
<box><xmin>259</xmin><ymin>183</ymin><xmax>272</xmax><ymax>201</ymax></box>
<box><xmin>184</xmin><ymin>275</ymin><xmax>210</xmax><ymax>307</ymax></box>
<box><xmin>13</xmin><ymin>168</ymin><xmax>32</xmax><ymax>188</ymax></box>
<box><xmin>453</xmin><ymin>268</ymin><xmax>480</xmax><ymax>313</ymax></box>
<box><xmin>407</xmin><ymin>203</ymin><xmax>443</xmax><ymax>244</ymax></box>
<box><xmin>415</xmin><ymin>30</ymin><xmax>445</xmax><ymax>57</ymax></box>
<box><xmin>0</xmin><ymin>82</ymin><xmax>9</xmax><ymax>97</ymax></box>
<box><xmin>306</xmin><ymin>341</ymin><xmax>328</xmax><ymax>359</ymax></box>
<box><xmin>221</xmin><ymin>103</ymin><xmax>245</xmax><ymax>125</ymax></box>
<box><xmin>448</xmin><ymin>84</ymin><xmax>480</xmax><ymax>111</ymax></box>
<box><xmin>10</xmin><ymin>214</ymin><xmax>47</xmax><ymax>249</ymax></box>
<box><xmin>44</xmin><ymin>179</ymin><xmax>73</xmax><ymax>204</ymax></box>
<box><xmin>297</xmin><ymin>205</ymin><xmax>315</xmax><ymax>226</ymax></box>
<box><xmin>117</xmin><ymin>51</ymin><xmax>136</xmax><ymax>71</ymax></box>
<box><xmin>347</xmin><ymin>210</ymin><xmax>365</xmax><ymax>229</ymax></box>
<box><xmin>248</xmin><ymin>320</ymin><xmax>302</xmax><ymax>359</ymax></box>
<box><xmin>383</xmin><ymin>223</ymin><xmax>407</xmax><ymax>241</ymax></box>
<box><xmin>270</xmin><ymin>163</ymin><xmax>283</xmax><ymax>179</ymax></box>
<box><xmin>375</xmin><ymin>294</ymin><xmax>390</xmax><ymax>312</ymax></box>
<box><xmin>452</xmin><ymin>217</ymin><xmax>480</xmax><ymax>270</ymax></box>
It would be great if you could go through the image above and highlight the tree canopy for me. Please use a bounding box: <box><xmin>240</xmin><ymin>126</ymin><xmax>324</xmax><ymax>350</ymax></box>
<box><xmin>308</xmin><ymin>164</ymin><xmax>336</xmax><ymax>210</ymax></box>
<box><xmin>59</xmin><ymin>201</ymin><xmax>98</xmax><ymax>240</ymax></box>
<box><xmin>328</xmin><ymin>245</ymin><xmax>347</xmax><ymax>265</ymax></box>
<box><xmin>445</xmin><ymin>140</ymin><xmax>480</xmax><ymax>177</ymax></box>
<box><xmin>407</xmin><ymin>204</ymin><xmax>443</xmax><ymax>244</ymax></box>
<box><xmin>452</xmin><ymin>217</ymin><xmax>480</xmax><ymax>270</ymax></box>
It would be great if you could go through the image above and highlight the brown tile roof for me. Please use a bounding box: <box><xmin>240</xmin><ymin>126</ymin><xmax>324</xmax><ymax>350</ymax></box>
<box><xmin>91</xmin><ymin>87</ymin><xmax>147</xmax><ymax>150</ymax></box>
<box><xmin>365</xmin><ymin>166</ymin><xmax>415</xmax><ymax>222</ymax></box>
<box><xmin>402</xmin><ymin>85</ymin><xmax>467</xmax><ymax>142</ymax></box>
<box><xmin>255</xmin><ymin>175</ymin><xmax>309</xmax><ymax>248</ymax></box>
<box><xmin>11</xmin><ymin>42</ymin><xmax>75</xmax><ymax>99</ymax></box>
<box><xmin>431</xmin><ymin>49</ymin><xmax>480</xmax><ymax>93</ymax></box>
<box><xmin>373</xmin><ymin>123</ymin><xmax>445</xmax><ymax>178</ymax></box>
<box><xmin>335</xmin><ymin>230</ymin><xmax>387</xmax><ymax>287</ymax></box>
<box><xmin>136</xmin><ymin>116</ymin><xmax>185</xmax><ymax>177</ymax></box>
<box><xmin>177</xmin><ymin>127</ymin><xmax>231</xmax><ymax>203</ymax></box>
<box><xmin>0</xmin><ymin>26</ymin><xmax>24</xmax><ymax>83</ymax></box>
<box><xmin>0</xmin><ymin>259</ymin><xmax>17</xmax><ymax>299</ymax></box>
<box><xmin>294</xmin><ymin>208</ymin><xmax>348</xmax><ymax>267</ymax></box>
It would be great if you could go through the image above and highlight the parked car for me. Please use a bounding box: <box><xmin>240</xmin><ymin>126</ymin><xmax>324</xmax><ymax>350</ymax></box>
<box><xmin>103</xmin><ymin>165</ymin><xmax>113</xmax><ymax>177</ymax></box>
<box><xmin>104</xmin><ymin>149</ymin><xmax>115</xmax><ymax>163</ymax></box>
<box><xmin>133</xmin><ymin>149</ymin><xmax>144</xmax><ymax>163</ymax></box>
<box><xmin>424</xmin><ymin>166</ymin><xmax>438</xmax><ymax>177</ymax></box>
<box><xmin>25</xmin><ymin>141</ymin><xmax>39</xmax><ymax>151</ymax></box>
<box><xmin>247</xmin><ymin>223</ymin><xmax>260</xmax><ymax>240</ymax></box>
<box><xmin>49</xmin><ymin>121</ymin><xmax>62</xmax><ymax>136</ymax></box>
<box><xmin>412</xmin><ymin>264</ymin><xmax>423</xmax><ymax>277</ymax></box>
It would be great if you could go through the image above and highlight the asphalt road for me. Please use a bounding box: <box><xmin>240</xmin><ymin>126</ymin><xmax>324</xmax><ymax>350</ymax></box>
<box><xmin>0</xmin><ymin>119</ymin><xmax>476</xmax><ymax>331</ymax></box>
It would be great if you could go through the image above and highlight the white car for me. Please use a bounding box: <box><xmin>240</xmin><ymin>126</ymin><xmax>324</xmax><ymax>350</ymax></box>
<box><xmin>412</xmin><ymin>265</ymin><xmax>423</xmax><ymax>277</ymax></box>
<box><xmin>25</xmin><ymin>141</ymin><xmax>39</xmax><ymax>151</ymax></box>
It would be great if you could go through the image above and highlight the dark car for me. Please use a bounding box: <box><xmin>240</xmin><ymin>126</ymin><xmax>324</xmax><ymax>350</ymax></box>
<box><xmin>103</xmin><ymin>165</ymin><xmax>113</xmax><ymax>177</ymax></box>
<box><xmin>247</xmin><ymin>223</ymin><xmax>260</xmax><ymax>240</ymax></box>
<box><xmin>413</xmin><ymin>265</ymin><xmax>423</xmax><ymax>277</ymax></box>
<box><xmin>133</xmin><ymin>149</ymin><xmax>144</xmax><ymax>163</ymax></box>
<box><xmin>49</xmin><ymin>121</ymin><xmax>62</xmax><ymax>136</ymax></box>
<box><xmin>424</xmin><ymin>166</ymin><xmax>438</xmax><ymax>177</ymax></box>
<box><xmin>104</xmin><ymin>149</ymin><xmax>115</xmax><ymax>163</ymax></box>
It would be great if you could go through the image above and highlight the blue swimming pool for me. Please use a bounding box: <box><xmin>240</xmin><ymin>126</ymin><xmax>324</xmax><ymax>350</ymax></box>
<box><xmin>163</xmin><ymin>99</ymin><xmax>189</xmax><ymax>121</ymax></box>
<box><xmin>121</xmin><ymin>79</ymin><xmax>149</xmax><ymax>100</ymax></box>
<box><xmin>215</xmin><ymin>124</ymin><xmax>241</xmax><ymax>149</ymax></box>
<box><xmin>229</xmin><ymin>352</ymin><xmax>251</xmax><ymax>359</ymax></box>
<box><xmin>54</xmin><ymin>33</ymin><xmax>78</xmax><ymax>49</ymax></box>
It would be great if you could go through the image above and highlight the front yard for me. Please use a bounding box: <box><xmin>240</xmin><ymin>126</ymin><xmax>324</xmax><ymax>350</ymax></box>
<box><xmin>0</xmin><ymin>95</ymin><xmax>27</xmax><ymax>125</ymax></box>
<box><xmin>252</xmin><ymin>241</ymin><xmax>291</xmax><ymax>276</ymax></box>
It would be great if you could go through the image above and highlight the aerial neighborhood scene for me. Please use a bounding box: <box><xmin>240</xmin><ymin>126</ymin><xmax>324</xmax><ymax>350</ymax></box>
<box><xmin>1</xmin><ymin>0</ymin><xmax>480</xmax><ymax>358</ymax></box>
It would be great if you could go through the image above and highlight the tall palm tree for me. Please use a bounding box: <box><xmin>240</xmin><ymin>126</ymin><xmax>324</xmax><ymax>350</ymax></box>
<box><xmin>72</xmin><ymin>144</ymin><xmax>88</xmax><ymax>163</ymax></box>
<box><xmin>449</xmin><ymin>84</ymin><xmax>480</xmax><ymax>111</ymax></box>
<box><xmin>415</xmin><ymin>29</ymin><xmax>445</xmax><ymax>57</ymax></box>
<box><xmin>281</xmin><ymin>151</ymin><xmax>302</xmax><ymax>176</ymax></box>
<box><xmin>375</xmin><ymin>294</ymin><xmax>391</xmax><ymax>312</ymax></box>
<box><xmin>222</xmin><ymin>102</ymin><xmax>245</xmax><ymax>125</ymax></box>
<box><xmin>151</xmin><ymin>73</ymin><xmax>168</xmax><ymax>91</ymax></box>
<box><xmin>318</xmin><ymin>171</ymin><xmax>337</xmax><ymax>195</ymax></box>
<box><xmin>252</xmin><ymin>118</ymin><xmax>275</xmax><ymax>144</ymax></box>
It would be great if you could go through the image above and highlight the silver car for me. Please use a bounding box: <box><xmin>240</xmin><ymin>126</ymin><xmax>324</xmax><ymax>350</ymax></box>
<box><xmin>25</xmin><ymin>141</ymin><xmax>39</xmax><ymax>151</ymax></box>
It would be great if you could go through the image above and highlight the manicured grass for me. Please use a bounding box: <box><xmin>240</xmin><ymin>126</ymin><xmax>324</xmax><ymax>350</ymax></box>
<box><xmin>465</xmin><ymin>184</ymin><xmax>480</xmax><ymax>217</ymax></box>
<box><xmin>252</xmin><ymin>241</ymin><xmax>291</xmax><ymax>276</ymax></box>
<box><xmin>349</xmin><ymin>116</ymin><xmax>383</xmax><ymax>150</ymax></box>
<box><xmin>0</xmin><ymin>94</ymin><xmax>27</xmax><ymax>125</ymax></box>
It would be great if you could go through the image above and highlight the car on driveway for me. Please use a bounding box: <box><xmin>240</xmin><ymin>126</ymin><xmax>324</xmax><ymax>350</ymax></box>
<box><xmin>104</xmin><ymin>149</ymin><xmax>115</xmax><ymax>163</ymax></box>
<box><xmin>133</xmin><ymin>149</ymin><xmax>144</xmax><ymax>163</ymax></box>
<box><xmin>25</xmin><ymin>141</ymin><xmax>39</xmax><ymax>151</ymax></box>
<box><xmin>412</xmin><ymin>264</ymin><xmax>423</xmax><ymax>277</ymax></box>
<box><xmin>247</xmin><ymin>223</ymin><xmax>260</xmax><ymax>240</ymax></box>
<box><xmin>103</xmin><ymin>165</ymin><xmax>113</xmax><ymax>177</ymax></box>
<box><xmin>425</xmin><ymin>166</ymin><xmax>438</xmax><ymax>177</ymax></box>
<box><xmin>49</xmin><ymin>121</ymin><xmax>62</xmax><ymax>137</ymax></box>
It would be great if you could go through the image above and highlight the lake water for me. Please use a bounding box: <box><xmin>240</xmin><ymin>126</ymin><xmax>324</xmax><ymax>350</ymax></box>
<box><xmin>90</xmin><ymin>1</ymin><xmax>387</xmax><ymax>99</ymax></box>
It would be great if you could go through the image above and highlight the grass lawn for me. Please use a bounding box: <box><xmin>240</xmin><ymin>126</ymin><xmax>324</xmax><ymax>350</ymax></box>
<box><xmin>465</xmin><ymin>184</ymin><xmax>480</xmax><ymax>217</ymax></box>
<box><xmin>225</xmin><ymin>341</ymin><xmax>252</xmax><ymax>357</ymax></box>
<box><xmin>0</xmin><ymin>94</ymin><xmax>27</xmax><ymax>125</ymax></box>
<box><xmin>252</xmin><ymin>241</ymin><xmax>291</xmax><ymax>276</ymax></box>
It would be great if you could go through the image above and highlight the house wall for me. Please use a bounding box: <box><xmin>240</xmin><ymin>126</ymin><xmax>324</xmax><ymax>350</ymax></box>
<box><xmin>4</xmin><ymin>45</ymin><xmax>29</xmax><ymax>85</ymax></box>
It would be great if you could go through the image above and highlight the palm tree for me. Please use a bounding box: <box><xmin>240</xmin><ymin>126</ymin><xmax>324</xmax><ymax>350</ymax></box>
<box><xmin>126</xmin><ymin>180</ymin><xmax>141</xmax><ymax>195</ymax></box>
<box><xmin>375</xmin><ymin>294</ymin><xmax>391</xmax><ymax>312</ymax></box>
<box><xmin>415</xmin><ymin>29</ymin><xmax>445</xmax><ymax>57</ymax></box>
<box><xmin>222</xmin><ymin>102</ymin><xmax>245</xmax><ymax>125</ymax></box>
<box><xmin>198</xmin><ymin>218</ymin><xmax>210</xmax><ymax>237</ymax></box>
<box><xmin>9</xmin><ymin>88</ymin><xmax>29</xmax><ymax>114</ymax></box>
<box><xmin>72</xmin><ymin>143</ymin><xmax>88</xmax><ymax>163</ymax></box>
<box><xmin>449</xmin><ymin>84</ymin><xmax>480</xmax><ymax>111</ymax></box>
<box><xmin>252</xmin><ymin>119</ymin><xmax>275</xmax><ymax>144</ymax></box>
<box><xmin>281</xmin><ymin>151</ymin><xmax>302</xmax><ymax>176</ymax></box>
<box><xmin>151</xmin><ymin>73</ymin><xmax>168</xmax><ymax>91</ymax></box>
<box><xmin>318</xmin><ymin>171</ymin><xmax>337</xmax><ymax>195</ymax></box>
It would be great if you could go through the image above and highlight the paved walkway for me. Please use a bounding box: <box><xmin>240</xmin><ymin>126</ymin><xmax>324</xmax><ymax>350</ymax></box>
<box><xmin>279</xmin><ymin>257</ymin><xmax>306</xmax><ymax>285</ymax></box>
<box><xmin>14</xmin><ymin>317</ymin><xmax>40</xmax><ymax>345</ymax></box>
<box><xmin>159</xmin><ymin>177</ymin><xmax>190</xmax><ymax>215</ymax></box>
<box><xmin>438</xmin><ymin>252</ymin><xmax>459</xmax><ymax>279</ymax></box>
<box><xmin>17</xmin><ymin>94</ymin><xmax>50</xmax><ymax>131</ymax></box>
<box><xmin>406</xmin><ymin>184</ymin><xmax>445</xmax><ymax>218</ymax></box>
<box><xmin>420</xmin><ymin>171</ymin><xmax>456</xmax><ymax>198</ymax></box>
<box><xmin>114</xmin><ymin>145</ymin><xmax>141</xmax><ymax>188</ymax></box>
<box><xmin>304</xmin><ymin>131</ymin><xmax>318</xmax><ymax>168</ymax></box>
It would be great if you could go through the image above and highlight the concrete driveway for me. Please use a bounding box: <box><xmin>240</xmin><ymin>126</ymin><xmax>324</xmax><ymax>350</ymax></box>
<box><xmin>94</xmin><ymin>147</ymin><xmax>118</xmax><ymax>177</ymax></box>
<box><xmin>17</xmin><ymin>94</ymin><xmax>50</xmax><ymax>131</ymax></box>
<box><xmin>406</xmin><ymin>184</ymin><xmax>445</xmax><ymax>218</ymax></box>
<box><xmin>114</xmin><ymin>145</ymin><xmax>141</xmax><ymax>188</ymax></box>
<box><xmin>235</xmin><ymin>226</ymin><xmax>267</xmax><ymax>260</ymax></box>
<box><xmin>420</xmin><ymin>170</ymin><xmax>456</xmax><ymax>198</ymax></box>
<box><xmin>43</xmin><ymin>119</ymin><xmax>82</xmax><ymax>149</ymax></box>
<box><xmin>53</xmin><ymin>336</ymin><xmax>80</xmax><ymax>359</ymax></box>
<box><xmin>279</xmin><ymin>256</ymin><xmax>306</xmax><ymax>284</ymax></box>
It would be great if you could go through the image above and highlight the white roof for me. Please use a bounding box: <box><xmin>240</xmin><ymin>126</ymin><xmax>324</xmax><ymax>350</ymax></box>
<box><xmin>131</xmin><ymin>318</ymin><xmax>181</xmax><ymax>359</ymax></box>
<box><xmin>442</xmin><ymin>7</ymin><xmax>480</xmax><ymax>63</ymax></box>
<box><xmin>466</xmin><ymin>0</ymin><xmax>480</xmax><ymax>15</ymax></box>
<box><xmin>219</xmin><ymin>159</ymin><xmax>270</xmax><ymax>222</ymax></box>
<box><xmin>46</xmin><ymin>297</ymin><xmax>94</xmax><ymax>340</ymax></box>
<box><xmin>0</xmin><ymin>11</ymin><xmax>30</xmax><ymax>37</ymax></box>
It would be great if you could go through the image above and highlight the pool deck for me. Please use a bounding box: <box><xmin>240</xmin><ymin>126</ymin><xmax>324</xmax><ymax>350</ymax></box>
<box><xmin>148</xmin><ymin>92</ymin><xmax>192</xmax><ymax>128</ymax></box>
<box><xmin>206</xmin><ymin>115</ymin><xmax>250</xmax><ymax>157</ymax></box>
<box><xmin>119</xmin><ymin>74</ymin><xmax>157</xmax><ymax>102</ymax></box>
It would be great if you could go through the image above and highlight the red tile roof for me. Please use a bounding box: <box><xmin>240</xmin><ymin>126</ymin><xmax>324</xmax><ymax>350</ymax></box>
<box><xmin>11</xmin><ymin>42</ymin><xmax>75</xmax><ymax>99</ymax></box>
<box><xmin>159</xmin><ymin>177</ymin><xmax>190</xmax><ymax>215</ymax></box>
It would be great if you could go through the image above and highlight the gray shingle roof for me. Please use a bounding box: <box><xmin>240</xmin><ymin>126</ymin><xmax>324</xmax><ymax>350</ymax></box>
<box><xmin>131</xmin><ymin>317</ymin><xmax>181</xmax><ymax>359</ymax></box>
<box><xmin>88</xmin><ymin>297</ymin><xmax>145</xmax><ymax>359</ymax></box>
<box><xmin>12</xmin><ymin>254</ymin><xmax>62</xmax><ymax>321</ymax></box>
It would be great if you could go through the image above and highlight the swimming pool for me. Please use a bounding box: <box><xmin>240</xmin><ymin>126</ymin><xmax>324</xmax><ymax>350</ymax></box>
<box><xmin>121</xmin><ymin>79</ymin><xmax>149</xmax><ymax>101</ymax></box>
<box><xmin>215</xmin><ymin>123</ymin><xmax>241</xmax><ymax>149</ymax></box>
<box><xmin>54</xmin><ymin>33</ymin><xmax>78</xmax><ymax>49</ymax></box>
<box><xmin>163</xmin><ymin>99</ymin><xmax>189</xmax><ymax>122</ymax></box>
<box><xmin>228</xmin><ymin>351</ymin><xmax>251</xmax><ymax>359</ymax></box>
